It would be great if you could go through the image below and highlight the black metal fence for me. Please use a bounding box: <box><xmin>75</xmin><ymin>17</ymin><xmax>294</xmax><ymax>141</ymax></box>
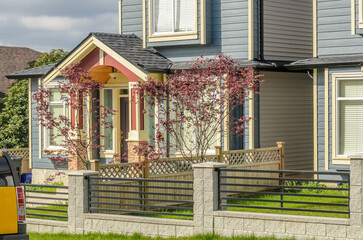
<box><xmin>87</xmin><ymin>176</ymin><xmax>193</xmax><ymax>219</ymax></box>
<box><xmin>217</xmin><ymin>168</ymin><xmax>350</xmax><ymax>217</ymax></box>
<box><xmin>22</xmin><ymin>183</ymin><xmax>68</xmax><ymax>221</ymax></box>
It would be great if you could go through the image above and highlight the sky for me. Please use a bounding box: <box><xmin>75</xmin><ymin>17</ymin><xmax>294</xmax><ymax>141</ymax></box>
<box><xmin>0</xmin><ymin>0</ymin><xmax>118</xmax><ymax>53</ymax></box>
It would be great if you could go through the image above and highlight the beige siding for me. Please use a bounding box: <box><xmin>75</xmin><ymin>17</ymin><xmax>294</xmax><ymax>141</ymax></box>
<box><xmin>263</xmin><ymin>0</ymin><xmax>313</xmax><ymax>61</ymax></box>
<box><xmin>259</xmin><ymin>72</ymin><xmax>313</xmax><ymax>170</ymax></box>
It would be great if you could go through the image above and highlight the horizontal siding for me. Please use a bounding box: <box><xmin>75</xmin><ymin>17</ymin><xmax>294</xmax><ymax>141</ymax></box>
<box><xmin>157</xmin><ymin>0</ymin><xmax>249</xmax><ymax>62</ymax></box>
<box><xmin>318</xmin><ymin>0</ymin><xmax>363</xmax><ymax>56</ymax></box>
<box><xmin>121</xmin><ymin>0</ymin><xmax>143</xmax><ymax>38</ymax></box>
<box><xmin>264</xmin><ymin>0</ymin><xmax>313</xmax><ymax>61</ymax></box>
<box><xmin>259</xmin><ymin>72</ymin><xmax>313</xmax><ymax>171</ymax></box>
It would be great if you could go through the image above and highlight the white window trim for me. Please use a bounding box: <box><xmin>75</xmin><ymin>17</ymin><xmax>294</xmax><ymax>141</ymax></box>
<box><xmin>100</xmin><ymin>88</ymin><xmax>116</xmax><ymax>157</ymax></box>
<box><xmin>147</xmin><ymin>0</ymin><xmax>200</xmax><ymax>42</ymax></box>
<box><xmin>44</xmin><ymin>86</ymin><xmax>68</xmax><ymax>151</ymax></box>
<box><xmin>332</xmin><ymin>73</ymin><xmax>363</xmax><ymax>162</ymax></box>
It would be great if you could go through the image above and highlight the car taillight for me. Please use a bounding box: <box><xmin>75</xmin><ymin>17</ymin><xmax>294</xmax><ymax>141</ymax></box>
<box><xmin>16</xmin><ymin>186</ymin><xmax>26</xmax><ymax>221</ymax></box>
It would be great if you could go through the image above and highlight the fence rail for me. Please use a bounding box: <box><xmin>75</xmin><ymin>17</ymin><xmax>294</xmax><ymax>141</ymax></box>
<box><xmin>98</xmin><ymin>143</ymin><xmax>284</xmax><ymax>179</ymax></box>
<box><xmin>22</xmin><ymin>183</ymin><xmax>68</xmax><ymax>221</ymax></box>
<box><xmin>217</xmin><ymin>168</ymin><xmax>350</xmax><ymax>217</ymax></box>
<box><xmin>88</xmin><ymin>176</ymin><xmax>194</xmax><ymax>219</ymax></box>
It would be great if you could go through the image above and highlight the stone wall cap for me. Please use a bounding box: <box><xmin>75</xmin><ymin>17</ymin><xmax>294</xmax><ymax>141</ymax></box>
<box><xmin>350</xmin><ymin>155</ymin><xmax>363</xmax><ymax>160</ymax></box>
<box><xmin>192</xmin><ymin>162</ymin><xmax>227</xmax><ymax>168</ymax></box>
<box><xmin>68</xmin><ymin>170</ymin><xmax>99</xmax><ymax>176</ymax></box>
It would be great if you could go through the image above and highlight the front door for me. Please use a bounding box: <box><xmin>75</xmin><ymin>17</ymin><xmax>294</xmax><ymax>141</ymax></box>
<box><xmin>120</xmin><ymin>97</ymin><xmax>129</xmax><ymax>162</ymax></box>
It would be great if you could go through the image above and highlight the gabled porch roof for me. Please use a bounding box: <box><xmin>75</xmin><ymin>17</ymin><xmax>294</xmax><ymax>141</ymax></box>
<box><xmin>7</xmin><ymin>32</ymin><xmax>172</xmax><ymax>82</ymax></box>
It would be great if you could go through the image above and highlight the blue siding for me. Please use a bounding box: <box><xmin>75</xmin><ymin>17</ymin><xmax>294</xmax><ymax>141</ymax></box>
<box><xmin>121</xmin><ymin>0</ymin><xmax>143</xmax><ymax>38</ymax></box>
<box><xmin>318</xmin><ymin>0</ymin><xmax>363</xmax><ymax>56</ymax></box>
<box><xmin>31</xmin><ymin>77</ymin><xmax>67</xmax><ymax>170</ymax></box>
<box><xmin>157</xmin><ymin>0</ymin><xmax>249</xmax><ymax>62</ymax></box>
<box><xmin>316</xmin><ymin>67</ymin><xmax>360</xmax><ymax>172</ymax></box>
<box><xmin>120</xmin><ymin>0</ymin><xmax>249</xmax><ymax>62</ymax></box>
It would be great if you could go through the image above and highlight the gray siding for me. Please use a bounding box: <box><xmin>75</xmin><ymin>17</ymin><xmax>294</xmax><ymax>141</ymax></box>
<box><xmin>316</xmin><ymin>67</ymin><xmax>358</xmax><ymax>171</ymax></box>
<box><xmin>264</xmin><ymin>0</ymin><xmax>313</xmax><ymax>61</ymax></box>
<box><xmin>259</xmin><ymin>71</ymin><xmax>314</xmax><ymax>170</ymax></box>
<box><xmin>121</xmin><ymin>0</ymin><xmax>143</xmax><ymax>37</ymax></box>
<box><xmin>153</xmin><ymin>0</ymin><xmax>249</xmax><ymax>62</ymax></box>
<box><xmin>31</xmin><ymin>78</ymin><xmax>67</xmax><ymax>170</ymax></box>
<box><xmin>318</xmin><ymin>0</ymin><xmax>363</xmax><ymax>56</ymax></box>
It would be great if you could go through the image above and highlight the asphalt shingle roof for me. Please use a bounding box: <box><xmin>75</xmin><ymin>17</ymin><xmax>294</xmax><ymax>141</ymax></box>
<box><xmin>91</xmin><ymin>33</ymin><xmax>172</xmax><ymax>72</ymax></box>
<box><xmin>6</xmin><ymin>63</ymin><xmax>56</xmax><ymax>79</ymax></box>
<box><xmin>287</xmin><ymin>54</ymin><xmax>363</xmax><ymax>69</ymax></box>
<box><xmin>0</xmin><ymin>46</ymin><xmax>41</xmax><ymax>96</ymax></box>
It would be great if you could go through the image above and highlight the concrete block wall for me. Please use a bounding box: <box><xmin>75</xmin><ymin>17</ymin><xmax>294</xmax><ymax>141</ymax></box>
<box><xmin>27</xmin><ymin>159</ymin><xmax>363</xmax><ymax>240</ymax></box>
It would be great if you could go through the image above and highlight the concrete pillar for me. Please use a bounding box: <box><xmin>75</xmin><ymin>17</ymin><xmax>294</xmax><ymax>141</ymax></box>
<box><xmin>68</xmin><ymin>170</ymin><xmax>98</xmax><ymax>234</ymax></box>
<box><xmin>193</xmin><ymin>162</ymin><xmax>227</xmax><ymax>234</ymax></box>
<box><xmin>350</xmin><ymin>157</ymin><xmax>363</xmax><ymax>227</ymax></box>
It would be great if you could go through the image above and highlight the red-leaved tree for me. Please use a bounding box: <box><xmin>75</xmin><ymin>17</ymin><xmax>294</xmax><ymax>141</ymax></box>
<box><xmin>135</xmin><ymin>54</ymin><xmax>262</xmax><ymax>161</ymax></box>
<box><xmin>33</xmin><ymin>63</ymin><xmax>116</xmax><ymax>168</ymax></box>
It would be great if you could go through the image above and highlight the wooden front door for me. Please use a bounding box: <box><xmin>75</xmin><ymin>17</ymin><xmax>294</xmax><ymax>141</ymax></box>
<box><xmin>120</xmin><ymin>97</ymin><xmax>129</xmax><ymax>162</ymax></box>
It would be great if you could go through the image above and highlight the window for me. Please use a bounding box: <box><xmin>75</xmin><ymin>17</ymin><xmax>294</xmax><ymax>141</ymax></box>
<box><xmin>47</xmin><ymin>88</ymin><xmax>68</xmax><ymax>148</ymax></box>
<box><xmin>103</xmin><ymin>89</ymin><xmax>114</xmax><ymax>151</ymax></box>
<box><xmin>336</xmin><ymin>78</ymin><xmax>363</xmax><ymax>157</ymax></box>
<box><xmin>152</xmin><ymin>0</ymin><xmax>196</xmax><ymax>35</ymax></box>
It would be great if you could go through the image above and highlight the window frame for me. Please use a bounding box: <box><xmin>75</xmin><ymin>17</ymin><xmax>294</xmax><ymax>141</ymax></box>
<box><xmin>44</xmin><ymin>87</ymin><xmax>68</xmax><ymax>150</ymax></box>
<box><xmin>336</xmin><ymin>77</ymin><xmax>363</xmax><ymax>158</ymax></box>
<box><xmin>332</xmin><ymin>73</ymin><xmax>363</xmax><ymax>164</ymax></box>
<box><xmin>147</xmin><ymin>0</ymin><xmax>200</xmax><ymax>43</ymax></box>
<box><xmin>100</xmin><ymin>88</ymin><xmax>115</xmax><ymax>156</ymax></box>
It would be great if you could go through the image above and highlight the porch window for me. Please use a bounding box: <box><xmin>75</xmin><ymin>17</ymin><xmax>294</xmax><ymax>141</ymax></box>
<box><xmin>47</xmin><ymin>88</ymin><xmax>68</xmax><ymax>148</ymax></box>
<box><xmin>337</xmin><ymin>79</ymin><xmax>363</xmax><ymax>157</ymax></box>
<box><xmin>103</xmin><ymin>89</ymin><xmax>114</xmax><ymax>151</ymax></box>
<box><xmin>152</xmin><ymin>0</ymin><xmax>196</xmax><ymax>35</ymax></box>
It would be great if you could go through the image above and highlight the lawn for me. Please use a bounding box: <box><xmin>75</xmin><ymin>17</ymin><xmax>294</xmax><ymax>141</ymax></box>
<box><xmin>29</xmin><ymin>233</ymin><xmax>294</xmax><ymax>240</ymax></box>
<box><xmin>227</xmin><ymin>183</ymin><xmax>349</xmax><ymax>218</ymax></box>
<box><xmin>27</xmin><ymin>204</ymin><xmax>68</xmax><ymax>221</ymax></box>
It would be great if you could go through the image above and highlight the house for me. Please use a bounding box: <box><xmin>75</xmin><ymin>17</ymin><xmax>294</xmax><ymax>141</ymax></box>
<box><xmin>0</xmin><ymin>46</ymin><xmax>40</xmax><ymax>101</ymax></box>
<box><xmin>7</xmin><ymin>0</ymin><xmax>316</xmax><ymax>181</ymax></box>
<box><xmin>287</xmin><ymin>0</ymin><xmax>363</xmax><ymax>174</ymax></box>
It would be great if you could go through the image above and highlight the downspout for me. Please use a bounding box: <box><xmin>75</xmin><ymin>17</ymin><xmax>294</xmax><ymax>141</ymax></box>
<box><xmin>259</xmin><ymin>0</ymin><xmax>265</xmax><ymax>62</ymax></box>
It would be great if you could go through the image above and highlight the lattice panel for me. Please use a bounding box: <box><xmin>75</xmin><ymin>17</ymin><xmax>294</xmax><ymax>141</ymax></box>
<box><xmin>149</xmin><ymin>158</ymin><xmax>193</xmax><ymax>175</ymax></box>
<box><xmin>3</xmin><ymin>148</ymin><xmax>29</xmax><ymax>159</ymax></box>
<box><xmin>223</xmin><ymin>148</ymin><xmax>281</xmax><ymax>165</ymax></box>
<box><xmin>99</xmin><ymin>163</ymin><xmax>142</xmax><ymax>178</ymax></box>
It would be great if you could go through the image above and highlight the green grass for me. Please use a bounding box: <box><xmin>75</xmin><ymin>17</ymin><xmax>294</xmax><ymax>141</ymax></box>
<box><xmin>29</xmin><ymin>233</ymin><xmax>294</xmax><ymax>240</ymax></box>
<box><xmin>26</xmin><ymin>204</ymin><xmax>68</xmax><ymax>221</ymax></box>
<box><xmin>226</xmin><ymin>183</ymin><xmax>349</xmax><ymax>218</ymax></box>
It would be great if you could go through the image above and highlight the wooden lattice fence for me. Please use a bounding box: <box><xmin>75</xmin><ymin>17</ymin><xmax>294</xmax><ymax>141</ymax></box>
<box><xmin>3</xmin><ymin>148</ymin><xmax>30</xmax><ymax>173</ymax></box>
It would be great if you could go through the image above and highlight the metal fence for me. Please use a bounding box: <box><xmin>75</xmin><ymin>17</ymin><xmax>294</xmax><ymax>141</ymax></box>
<box><xmin>22</xmin><ymin>183</ymin><xmax>68</xmax><ymax>221</ymax></box>
<box><xmin>87</xmin><ymin>176</ymin><xmax>193</xmax><ymax>219</ymax></box>
<box><xmin>217</xmin><ymin>168</ymin><xmax>350</xmax><ymax>217</ymax></box>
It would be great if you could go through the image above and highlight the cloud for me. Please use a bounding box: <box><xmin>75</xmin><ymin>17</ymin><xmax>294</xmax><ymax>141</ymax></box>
<box><xmin>0</xmin><ymin>0</ymin><xmax>118</xmax><ymax>52</ymax></box>
<box><xmin>20</xmin><ymin>16</ymin><xmax>83</xmax><ymax>31</ymax></box>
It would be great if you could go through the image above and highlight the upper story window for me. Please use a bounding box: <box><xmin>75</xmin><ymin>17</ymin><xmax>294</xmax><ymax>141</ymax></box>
<box><xmin>151</xmin><ymin>0</ymin><xmax>196</xmax><ymax>36</ymax></box>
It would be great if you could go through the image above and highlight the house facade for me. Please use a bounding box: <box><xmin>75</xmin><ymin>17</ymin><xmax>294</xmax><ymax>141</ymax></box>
<box><xmin>288</xmin><ymin>0</ymin><xmax>363</xmax><ymax>175</ymax></box>
<box><xmin>7</xmin><ymin>0</ymin><xmax>316</xmax><ymax>181</ymax></box>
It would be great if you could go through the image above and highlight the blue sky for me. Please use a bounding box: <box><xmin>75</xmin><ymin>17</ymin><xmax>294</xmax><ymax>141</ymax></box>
<box><xmin>0</xmin><ymin>0</ymin><xmax>118</xmax><ymax>52</ymax></box>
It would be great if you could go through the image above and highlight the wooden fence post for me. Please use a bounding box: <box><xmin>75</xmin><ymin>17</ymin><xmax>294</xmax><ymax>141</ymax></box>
<box><xmin>215</xmin><ymin>146</ymin><xmax>223</xmax><ymax>163</ymax></box>
<box><xmin>90</xmin><ymin>159</ymin><xmax>99</xmax><ymax>171</ymax></box>
<box><xmin>277</xmin><ymin>142</ymin><xmax>285</xmax><ymax>170</ymax></box>
<box><xmin>141</xmin><ymin>156</ymin><xmax>149</xmax><ymax>211</ymax></box>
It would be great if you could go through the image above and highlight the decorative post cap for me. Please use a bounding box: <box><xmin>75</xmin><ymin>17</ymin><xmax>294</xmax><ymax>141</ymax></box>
<box><xmin>192</xmin><ymin>162</ymin><xmax>227</xmax><ymax>169</ymax></box>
